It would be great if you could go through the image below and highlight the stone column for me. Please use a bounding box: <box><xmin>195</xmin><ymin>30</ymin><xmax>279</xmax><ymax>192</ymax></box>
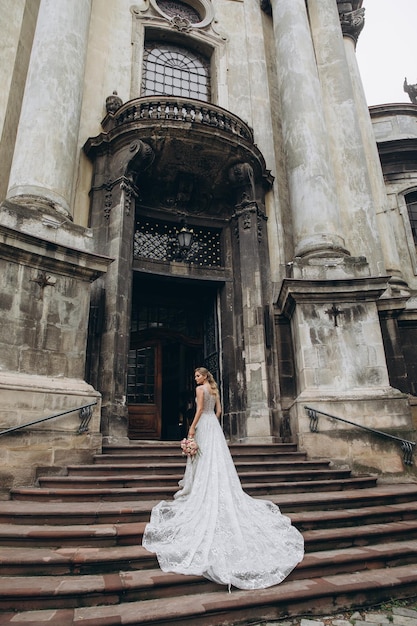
<box><xmin>270</xmin><ymin>0</ymin><xmax>348</xmax><ymax>259</ymax></box>
<box><xmin>6</xmin><ymin>0</ymin><xmax>92</xmax><ymax>218</ymax></box>
<box><xmin>85</xmin><ymin>138</ymin><xmax>154</xmax><ymax>440</ymax></box>
<box><xmin>336</xmin><ymin>1</ymin><xmax>408</xmax><ymax>293</ymax></box>
<box><xmin>0</xmin><ymin>0</ymin><xmax>40</xmax><ymax>201</ymax></box>
<box><xmin>273</xmin><ymin>1</ymin><xmax>414</xmax><ymax>475</ymax></box>
<box><xmin>307</xmin><ymin>0</ymin><xmax>387</xmax><ymax>277</ymax></box>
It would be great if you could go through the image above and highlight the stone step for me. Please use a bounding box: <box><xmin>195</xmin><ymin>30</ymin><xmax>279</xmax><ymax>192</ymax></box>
<box><xmin>11</xmin><ymin>476</ymin><xmax>378</xmax><ymax>501</ymax></box>
<box><xmin>0</xmin><ymin>500</ymin><xmax>156</xmax><ymax>525</ymax></box>
<box><xmin>1</xmin><ymin>564</ymin><xmax>416</xmax><ymax>625</ymax></box>
<box><xmin>0</xmin><ymin>521</ymin><xmax>144</xmax><ymax>549</ymax></box>
<box><xmin>96</xmin><ymin>451</ymin><xmax>309</xmax><ymax>464</ymax></box>
<box><xmin>3</xmin><ymin>484</ymin><xmax>417</xmax><ymax>523</ymax></box>
<box><xmin>0</xmin><ymin>514</ymin><xmax>416</xmax><ymax>557</ymax></box>
<box><xmin>69</xmin><ymin>459</ymin><xmax>331</xmax><ymax>475</ymax></box>
<box><xmin>1</xmin><ymin>500</ymin><xmax>416</xmax><ymax>549</ymax></box>
<box><xmin>37</xmin><ymin>468</ymin><xmax>353</xmax><ymax>489</ymax></box>
<box><xmin>102</xmin><ymin>443</ymin><xmax>300</xmax><ymax>456</ymax></box>
<box><xmin>1</xmin><ymin>539</ymin><xmax>417</xmax><ymax>611</ymax></box>
<box><xmin>0</xmin><ymin>537</ymin><xmax>416</xmax><ymax>578</ymax></box>
<box><xmin>0</xmin><ymin>544</ymin><xmax>155</xmax><ymax>576</ymax></box>
<box><xmin>0</xmin><ymin>436</ymin><xmax>416</xmax><ymax>625</ymax></box>
<box><xmin>302</xmin><ymin>518</ymin><xmax>417</xmax><ymax>551</ymax></box>
<box><xmin>0</xmin><ymin>568</ymin><xmax>219</xmax><ymax>611</ymax></box>
<box><xmin>292</xmin><ymin>499</ymin><xmax>417</xmax><ymax>529</ymax></box>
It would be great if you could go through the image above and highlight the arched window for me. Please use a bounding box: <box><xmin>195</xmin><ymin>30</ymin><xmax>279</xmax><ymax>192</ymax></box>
<box><xmin>405</xmin><ymin>190</ymin><xmax>417</xmax><ymax>244</ymax></box>
<box><xmin>142</xmin><ymin>42</ymin><xmax>210</xmax><ymax>101</ymax></box>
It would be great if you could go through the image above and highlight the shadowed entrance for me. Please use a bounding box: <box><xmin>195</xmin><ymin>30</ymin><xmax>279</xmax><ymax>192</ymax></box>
<box><xmin>127</xmin><ymin>276</ymin><xmax>218</xmax><ymax>440</ymax></box>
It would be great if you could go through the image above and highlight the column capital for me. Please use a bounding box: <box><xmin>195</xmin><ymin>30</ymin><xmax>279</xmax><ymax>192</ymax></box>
<box><xmin>337</xmin><ymin>2</ymin><xmax>365</xmax><ymax>44</ymax></box>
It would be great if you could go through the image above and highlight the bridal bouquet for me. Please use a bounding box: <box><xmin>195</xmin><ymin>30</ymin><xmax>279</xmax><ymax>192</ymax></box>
<box><xmin>180</xmin><ymin>437</ymin><xmax>199</xmax><ymax>458</ymax></box>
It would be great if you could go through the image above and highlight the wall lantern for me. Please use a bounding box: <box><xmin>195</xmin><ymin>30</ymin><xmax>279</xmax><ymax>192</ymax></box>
<box><xmin>177</xmin><ymin>220</ymin><xmax>194</xmax><ymax>251</ymax></box>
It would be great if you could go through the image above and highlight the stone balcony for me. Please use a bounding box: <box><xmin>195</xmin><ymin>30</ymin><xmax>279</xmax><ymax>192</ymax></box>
<box><xmin>105</xmin><ymin>96</ymin><xmax>254</xmax><ymax>143</ymax></box>
<box><xmin>84</xmin><ymin>96</ymin><xmax>273</xmax><ymax>207</ymax></box>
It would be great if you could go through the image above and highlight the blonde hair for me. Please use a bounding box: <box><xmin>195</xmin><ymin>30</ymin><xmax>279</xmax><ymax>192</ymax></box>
<box><xmin>195</xmin><ymin>367</ymin><xmax>219</xmax><ymax>397</ymax></box>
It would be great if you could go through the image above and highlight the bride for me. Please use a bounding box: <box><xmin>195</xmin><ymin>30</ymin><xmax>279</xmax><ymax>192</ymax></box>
<box><xmin>142</xmin><ymin>367</ymin><xmax>304</xmax><ymax>590</ymax></box>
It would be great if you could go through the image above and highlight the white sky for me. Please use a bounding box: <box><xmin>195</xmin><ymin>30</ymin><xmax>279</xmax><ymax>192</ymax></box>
<box><xmin>356</xmin><ymin>0</ymin><xmax>417</xmax><ymax>105</ymax></box>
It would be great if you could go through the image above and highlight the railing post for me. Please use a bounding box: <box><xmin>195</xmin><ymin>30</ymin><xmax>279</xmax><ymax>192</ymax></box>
<box><xmin>77</xmin><ymin>405</ymin><xmax>94</xmax><ymax>435</ymax></box>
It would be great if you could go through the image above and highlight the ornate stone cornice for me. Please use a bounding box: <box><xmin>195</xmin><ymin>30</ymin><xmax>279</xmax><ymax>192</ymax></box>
<box><xmin>0</xmin><ymin>222</ymin><xmax>112</xmax><ymax>282</ymax></box>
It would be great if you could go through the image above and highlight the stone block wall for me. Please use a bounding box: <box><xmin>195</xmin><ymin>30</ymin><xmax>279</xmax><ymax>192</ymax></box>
<box><xmin>0</xmin><ymin>371</ymin><xmax>102</xmax><ymax>499</ymax></box>
<box><xmin>291</xmin><ymin>392</ymin><xmax>417</xmax><ymax>478</ymax></box>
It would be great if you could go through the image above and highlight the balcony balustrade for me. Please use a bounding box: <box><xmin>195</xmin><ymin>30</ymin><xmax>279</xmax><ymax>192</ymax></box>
<box><xmin>102</xmin><ymin>96</ymin><xmax>254</xmax><ymax>144</ymax></box>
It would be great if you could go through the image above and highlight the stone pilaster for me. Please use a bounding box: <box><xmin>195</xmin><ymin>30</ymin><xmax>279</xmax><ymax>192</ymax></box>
<box><xmin>6</xmin><ymin>0</ymin><xmax>92</xmax><ymax>217</ymax></box>
<box><xmin>229</xmin><ymin>163</ymin><xmax>274</xmax><ymax>443</ymax></box>
<box><xmin>270</xmin><ymin>0</ymin><xmax>348</xmax><ymax>260</ymax></box>
<box><xmin>85</xmin><ymin>138</ymin><xmax>155</xmax><ymax>440</ymax></box>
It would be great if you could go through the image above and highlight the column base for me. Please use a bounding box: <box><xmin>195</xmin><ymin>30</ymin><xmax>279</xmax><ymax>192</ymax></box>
<box><xmin>294</xmin><ymin>235</ymin><xmax>350</xmax><ymax>261</ymax></box>
<box><xmin>7</xmin><ymin>188</ymin><xmax>71</xmax><ymax>219</ymax></box>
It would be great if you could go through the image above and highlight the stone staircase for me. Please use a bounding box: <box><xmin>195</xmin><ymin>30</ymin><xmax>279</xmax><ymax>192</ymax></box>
<box><xmin>0</xmin><ymin>442</ymin><xmax>416</xmax><ymax>625</ymax></box>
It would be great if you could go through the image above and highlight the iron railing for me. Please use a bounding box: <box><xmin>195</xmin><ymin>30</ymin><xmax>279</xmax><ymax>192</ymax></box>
<box><xmin>0</xmin><ymin>402</ymin><xmax>97</xmax><ymax>438</ymax></box>
<box><xmin>305</xmin><ymin>405</ymin><xmax>416</xmax><ymax>466</ymax></box>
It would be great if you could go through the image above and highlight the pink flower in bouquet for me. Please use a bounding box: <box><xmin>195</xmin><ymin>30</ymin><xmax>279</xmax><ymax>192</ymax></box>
<box><xmin>180</xmin><ymin>437</ymin><xmax>199</xmax><ymax>458</ymax></box>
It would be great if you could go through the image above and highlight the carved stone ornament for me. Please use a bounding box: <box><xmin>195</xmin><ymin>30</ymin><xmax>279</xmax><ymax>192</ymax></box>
<box><xmin>30</xmin><ymin>270</ymin><xmax>56</xmax><ymax>290</ymax></box>
<box><xmin>338</xmin><ymin>7</ymin><xmax>365</xmax><ymax>43</ymax></box>
<box><xmin>120</xmin><ymin>177</ymin><xmax>138</xmax><ymax>216</ymax></box>
<box><xmin>228</xmin><ymin>162</ymin><xmax>256</xmax><ymax>207</ymax></box>
<box><xmin>404</xmin><ymin>77</ymin><xmax>417</xmax><ymax>104</ymax></box>
<box><xmin>170</xmin><ymin>14</ymin><xmax>192</xmax><ymax>31</ymax></box>
<box><xmin>106</xmin><ymin>91</ymin><xmax>123</xmax><ymax>115</ymax></box>
<box><xmin>93</xmin><ymin>140</ymin><xmax>154</xmax><ymax>221</ymax></box>
<box><xmin>232</xmin><ymin>202</ymin><xmax>267</xmax><ymax>243</ymax></box>
<box><xmin>103</xmin><ymin>180</ymin><xmax>112</xmax><ymax>220</ymax></box>
<box><xmin>147</xmin><ymin>0</ymin><xmax>214</xmax><ymax>29</ymax></box>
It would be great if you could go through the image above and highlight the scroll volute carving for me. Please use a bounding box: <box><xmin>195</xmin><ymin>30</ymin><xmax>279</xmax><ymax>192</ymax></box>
<box><xmin>228</xmin><ymin>162</ymin><xmax>256</xmax><ymax>207</ymax></box>
<box><xmin>101</xmin><ymin>140</ymin><xmax>155</xmax><ymax>220</ymax></box>
<box><xmin>124</xmin><ymin>140</ymin><xmax>155</xmax><ymax>188</ymax></box>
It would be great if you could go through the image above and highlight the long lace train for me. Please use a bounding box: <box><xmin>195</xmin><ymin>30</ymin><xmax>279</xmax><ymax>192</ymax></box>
<box><xmin>142</xmin><ymin>388</ymin><xmax>304</xmax><ymax>590</ymax></box>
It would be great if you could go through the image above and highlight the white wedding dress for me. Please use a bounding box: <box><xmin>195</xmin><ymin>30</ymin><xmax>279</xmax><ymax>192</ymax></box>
<box><xmin>142</xmin><ymin>387</ymin><xmax>304</xmax><ymax>590</ymax></box>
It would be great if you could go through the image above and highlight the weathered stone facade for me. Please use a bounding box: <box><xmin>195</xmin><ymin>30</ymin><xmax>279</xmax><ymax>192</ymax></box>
<box><xmin>0</xmin><ymin>0</ymin><xmax>416</xmax><ymax>494</ymax></box>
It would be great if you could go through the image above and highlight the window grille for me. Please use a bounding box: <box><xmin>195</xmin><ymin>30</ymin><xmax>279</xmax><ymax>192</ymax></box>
<box><xmin>130</xmin><ymin>301</ymin><xmax>201</xmax><ymax>338</ymax></box>
<box><xmin>134</xmin><ymin>218</ymin><xmax>222</xmax><ymax>266</ymax></box>
<box><xmin>142</xmin><ymin>42</ymin><xmax>210</xmax><ymax>101</ymax></box>
<box><xmin>406</xmin><ymin>191</ymin><xmax>417</xmax><ymax>244</ymax></box>
<box><xmin>127</xmin><ymin>346</ymin><xmax>155</xmax><ymax>404</ymax></box>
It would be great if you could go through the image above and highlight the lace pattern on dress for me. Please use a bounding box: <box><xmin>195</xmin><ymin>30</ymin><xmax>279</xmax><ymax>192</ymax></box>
<box><xmin>142</xmin><ymin>386</ymin><xmax>304</xmax><ymax>589</ymax></box>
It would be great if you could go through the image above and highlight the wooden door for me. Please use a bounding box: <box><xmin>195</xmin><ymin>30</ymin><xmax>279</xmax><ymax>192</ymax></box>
<box><xmin>127</xmin><ymin>344</ymin><xmax>162</xmax><ymax>439</ymax></box>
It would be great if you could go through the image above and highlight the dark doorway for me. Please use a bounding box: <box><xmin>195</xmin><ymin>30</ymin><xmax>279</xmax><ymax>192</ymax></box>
<box><xmin>127</xmin><ymin>275</ymin><xmax>219</xmax><ymax>439</ymax></box>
